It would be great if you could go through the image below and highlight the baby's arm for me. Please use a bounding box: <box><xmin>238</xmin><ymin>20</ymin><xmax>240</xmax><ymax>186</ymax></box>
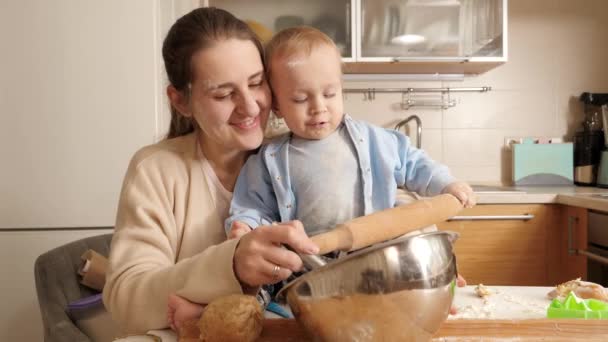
<box><xmin>225</xmin><ymin>150</ymin><xmax>281</xmax><ymax>234</ymax></box>
<box><xmin>392</xmin><ymin>131</ymin><xmax>461</xmax><ymax>198</ymax></box>
<box><xmin>388</xmin><ymin>130</ymin><xmax>475</xmax><ymax>207</ymax></box>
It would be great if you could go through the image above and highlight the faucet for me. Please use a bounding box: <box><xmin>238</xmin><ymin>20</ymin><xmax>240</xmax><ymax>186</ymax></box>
<box><xmin>394</xmin><ymin>115</ymin><xmax>422</xmax><ymax>148</ymax></box>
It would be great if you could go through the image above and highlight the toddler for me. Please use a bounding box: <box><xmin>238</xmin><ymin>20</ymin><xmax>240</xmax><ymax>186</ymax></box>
<box><xmin>226</xmin><ymin>26</ymin><xmax>474</xmax><ymax>238</ymax></box>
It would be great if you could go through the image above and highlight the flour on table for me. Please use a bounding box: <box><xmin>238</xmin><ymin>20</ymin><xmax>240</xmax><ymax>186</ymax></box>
<box><xmin>449</xmin><ymin>286</ymin><xmax>549</xmax><ymax>320</ymax></box>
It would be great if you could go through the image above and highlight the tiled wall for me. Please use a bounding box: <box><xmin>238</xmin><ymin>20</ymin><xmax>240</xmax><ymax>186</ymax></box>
<box><xmin>343</xmin><ymin>0</ymin><xmax>608</xmax><ymax>184</ymax></box>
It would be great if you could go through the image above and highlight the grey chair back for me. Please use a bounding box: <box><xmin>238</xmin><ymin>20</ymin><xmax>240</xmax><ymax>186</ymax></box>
<box><xmin>34</xmin><ymin>233</ymin><xmax>112</xmax><ymax>342</ymax></box>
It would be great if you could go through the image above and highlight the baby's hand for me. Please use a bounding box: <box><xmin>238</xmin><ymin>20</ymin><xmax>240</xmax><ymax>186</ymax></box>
<box><xmin>228</xmin><ymin>221</ymin><xmax>252</xmax><ymax>240</ymax></box>
<box><xmin>442</xmin><ymin>181</ymin><xmax>476</xmax><ymax>208</ymax></box>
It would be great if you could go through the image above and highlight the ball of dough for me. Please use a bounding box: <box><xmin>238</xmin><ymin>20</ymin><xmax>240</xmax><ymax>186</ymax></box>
<box><xmin>198</xmin><ymin>294</ymin><xmax>263</xmax><ymax>342</ymax></box>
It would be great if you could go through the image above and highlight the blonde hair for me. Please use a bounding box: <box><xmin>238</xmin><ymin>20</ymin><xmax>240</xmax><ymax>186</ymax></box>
<box><xmin>265</xmin><ymin>26</ymin><xmax>341</xmax><ymax>80</ymax></box>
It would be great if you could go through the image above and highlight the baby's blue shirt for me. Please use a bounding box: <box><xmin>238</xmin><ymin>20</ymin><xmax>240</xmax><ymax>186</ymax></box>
<box><xmin>225</xmin><ymin>114</ymin><xmax>455</xmax><ymax>232</ymax></box>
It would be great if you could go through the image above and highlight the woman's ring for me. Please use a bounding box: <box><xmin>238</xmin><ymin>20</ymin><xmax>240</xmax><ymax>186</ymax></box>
<box><xmin>271</xmin><ymin>265</ymin><xmax>281</xmax><ymax>280</ymax></box>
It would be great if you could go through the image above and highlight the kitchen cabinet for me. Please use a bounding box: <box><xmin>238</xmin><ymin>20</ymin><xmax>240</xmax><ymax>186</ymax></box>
<box><xmin>203</xmin><ymin>0</ymin><xmax>507</xmax><ymax>74</ymax></box>
<box><xmin>437</xmin><ymin>204</ymin><xmax>587</xmax><ymax>286</ymax></box>
<box><xmin>438</xmin><ymin>204</ymin><xmax>550</xmax><ymax>286</ymax></box>
<box><xmin>0</xmin><ymin>229</ymin><xmax>113</xmax><ymax>341</ymax></box>
<box><xmin>545</xmin><ymin>205</ymin><xmax>588</xmax><ymax>286</ymax></box>
<box><xmin>204</xmin><ymin>0</ymin><xmax>355</xmax><ymax>59</ymax></box>
<box><xmin>1</xmin><ymin>0</ymin><xmax>163</xmax><ymax>228</ymax></box>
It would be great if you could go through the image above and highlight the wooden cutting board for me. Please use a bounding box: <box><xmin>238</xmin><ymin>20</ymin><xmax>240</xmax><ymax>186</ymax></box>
<box><xmin>178</xmin><ymin>318</ymin><xmax>608</xmax><ymax>341</ymax></box>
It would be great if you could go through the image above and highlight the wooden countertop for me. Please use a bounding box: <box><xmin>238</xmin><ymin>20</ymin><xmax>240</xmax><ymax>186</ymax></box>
<box><xmin>168</xmin><ymin>317</ymin><xmax>608</xmax><ymax>341</ymax></box>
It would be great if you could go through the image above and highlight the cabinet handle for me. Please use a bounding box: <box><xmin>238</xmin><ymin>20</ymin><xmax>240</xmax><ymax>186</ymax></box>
<box><xmin>448</xmin><ymin>214</ymin><xmax>534</xmax><ymax>221</ymax></box>
<box><xmin>568</xmin><ymin>215</ymin><xmax>608</xmax><ymax>266</ymax></box>
<box><xmin>392</xmin><ymin>57</ymin><xmax>471</xmax><ymax>62</ymax></box>
<box><xmin>577</xmin><ymin>249</ymin><xmax>608</xmax><ymax>266</ymax></box>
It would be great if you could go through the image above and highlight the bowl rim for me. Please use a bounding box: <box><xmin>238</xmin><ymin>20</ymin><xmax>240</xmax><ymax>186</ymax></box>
<box><xmin>276</xmin><ymin>230</ymin><xmax>459</xmax><ymax>300</ymax></box>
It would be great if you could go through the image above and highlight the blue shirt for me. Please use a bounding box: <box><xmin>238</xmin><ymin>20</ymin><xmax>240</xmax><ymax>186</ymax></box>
<box><xmin>225</xmin><ymin>114</ymin><xmax>455</xmax><ymax>232</ymax></box>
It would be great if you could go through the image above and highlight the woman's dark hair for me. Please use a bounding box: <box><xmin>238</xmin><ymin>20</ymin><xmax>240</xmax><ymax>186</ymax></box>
<box><xmin>162</xmin><ymin>7</ymin><xmax>264</xmax><ymax>138</ymax></box>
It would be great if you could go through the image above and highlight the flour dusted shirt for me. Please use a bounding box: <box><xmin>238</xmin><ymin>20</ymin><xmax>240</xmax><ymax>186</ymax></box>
<box><xmin>226</xmin><ymin>114</ymin><xmax>456</xmax><ymax>232</ymax></box>
<box><xmin>289</xmin><ymin>124</ymin><xmax>363</xmax><ymax>236</ymax></box>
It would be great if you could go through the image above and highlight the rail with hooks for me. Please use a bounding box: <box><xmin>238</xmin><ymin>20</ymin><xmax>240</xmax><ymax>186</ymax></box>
<box><xmin>343</xmin><ymin>86</ymin><xmax>492</xmax><ymax>110</ymax></box>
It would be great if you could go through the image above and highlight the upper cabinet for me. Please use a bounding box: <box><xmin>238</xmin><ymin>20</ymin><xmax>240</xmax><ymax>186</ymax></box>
<box><xmin>204</xmin><ymin>0</ymin><xmax>355</xmax><ymax>58</ymax></box>
<box><xmin>203</xmin><ymin>0</ymin><xmax>507</xmax><ymax>74</ymax></box>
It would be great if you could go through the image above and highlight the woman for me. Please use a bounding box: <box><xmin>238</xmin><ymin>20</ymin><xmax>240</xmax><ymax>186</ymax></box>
<box><xmin>102</xmin><ymin>7</ymin><xmax>318</xmax><ymax>334</ymax></box>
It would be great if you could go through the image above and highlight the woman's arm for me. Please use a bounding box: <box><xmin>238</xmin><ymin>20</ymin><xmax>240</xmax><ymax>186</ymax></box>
<box><xmin>102</xmin><ymin>151</ymin><xmax>243</xmax><ymax>334</ymax></box>
<box><xmin>103</xmin><ymin>149</ymin><xmax>319</xmax><ymax>334</ymax></box>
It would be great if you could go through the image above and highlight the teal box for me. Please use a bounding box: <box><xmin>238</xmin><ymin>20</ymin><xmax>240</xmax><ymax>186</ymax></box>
<box><xmin>512</xmin><ymin>142</ymin><xmax>573</xmax><ymax>185</ymax></box>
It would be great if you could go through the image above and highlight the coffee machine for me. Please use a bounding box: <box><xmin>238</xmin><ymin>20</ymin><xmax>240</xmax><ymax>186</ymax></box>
<box><xmin>574</xmin><ymin>93</ymin><xmax>608</xmax><ymax>186</ymax></box>
<box><xmin>597</xmin><ymin>105</ymin><xmax>608</xmax><ymax>187</ymax></box>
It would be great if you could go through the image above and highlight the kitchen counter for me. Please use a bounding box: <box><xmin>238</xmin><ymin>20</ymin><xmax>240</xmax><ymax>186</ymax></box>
<box><xmin>143</xmin><ymin>286</ymin><xmax>608</xmax><ymax>342</ymax></box>
<box><xmin>450</xmin><ymin>285</ymin><xmax>552</xmax><ymax>320</ymax></box>
<box><xmin>473</xmin><ymin>185</ymin><xmax>608</xmax><ymax>212</ymax></box>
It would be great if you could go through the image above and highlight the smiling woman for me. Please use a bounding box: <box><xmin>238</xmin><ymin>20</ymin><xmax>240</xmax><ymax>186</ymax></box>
<box><xmin>102</xmin><ymin>7</ymin><xmax>319</xmax><ymax>334</ymax></box>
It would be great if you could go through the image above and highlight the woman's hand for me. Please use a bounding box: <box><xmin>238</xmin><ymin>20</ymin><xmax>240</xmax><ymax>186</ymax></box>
<box><xmin>442</xmin><ymin>181</ymin><xmax>476</xmax><ymax>208</ymax></box>
<box><xmin>233</xmin><ymin>220</ymin><xmax>319</xmax><ymax>287</ymax></box>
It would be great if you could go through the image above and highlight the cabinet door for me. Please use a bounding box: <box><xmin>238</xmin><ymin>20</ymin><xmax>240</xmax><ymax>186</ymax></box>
<box><xmin>0</xmin><ymin>0</ymin><xmax>161</xmax><ymax>228</ymax></box>
<box><xmin>437</xmin><ymin>204</ymin><xmax>549</xmax><ymax>286</ymax></box>
<box><xmin>205</xmin><ymin>0</ymin><xmax>356</xmax><ymax>60</ymax></box>
<box><xmin>546</xmin><ymin>205</ymin><xmax>588</xmax><ymax>285</ymax></box>
<box><xmin>358</xmin><ymin>0</ymin><xmax>505</xmax><ymax>61</ymax></box>
<box><xmin>0</xmin><ymin>229</ymin><xmax>113</xmax><ymax>341</ymax></box>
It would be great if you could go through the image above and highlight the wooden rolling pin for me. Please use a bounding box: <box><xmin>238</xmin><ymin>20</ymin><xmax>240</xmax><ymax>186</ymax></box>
<box><xmin>311</xmin><ymin>193</ymin><xmax>463</xmax><ymax>255</ymax></box>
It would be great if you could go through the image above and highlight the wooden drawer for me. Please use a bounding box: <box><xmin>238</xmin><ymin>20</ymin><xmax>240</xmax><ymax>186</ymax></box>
<box><xmin>437</xmin><ymin>204</ymin><xmax>550</xmax><ymax>286</ymax></box>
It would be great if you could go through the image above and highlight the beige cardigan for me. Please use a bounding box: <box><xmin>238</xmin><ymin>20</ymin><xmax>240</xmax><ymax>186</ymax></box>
<box><xmin>102</xmin><ymin>133</ymin><xmax>243</xmax><ymax>333</ymax></box>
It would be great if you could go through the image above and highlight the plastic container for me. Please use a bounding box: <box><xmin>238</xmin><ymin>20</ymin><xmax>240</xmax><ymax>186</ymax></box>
<box><xmin>547</xmin><ymin>292</ymin><xmax>608</xmax><ymax>319</ymax></box>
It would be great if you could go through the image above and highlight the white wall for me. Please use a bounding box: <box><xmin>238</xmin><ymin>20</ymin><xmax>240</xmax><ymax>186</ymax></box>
<box><xmin>344</xmin><ymin>0</ymin><xmax>608</xmax><ymax>184</ymax></box>
<box><xmin>0</xmin><ymin>0</ymin><xmax>164</xmax><ymax>339</ymax></box>
<box><xmin>0</xmin><ymin>0</ymin><xmax>161</xmax><ymax>228</ymax></box>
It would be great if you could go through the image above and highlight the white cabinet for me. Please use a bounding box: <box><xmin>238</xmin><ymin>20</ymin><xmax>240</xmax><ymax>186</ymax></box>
<box><xmin>0</xmin><ymin>0</ymin><xmax>164</xmax><ymax>228</ymax></box>
<box><xmin>0</xmin><ymin>229</ymin><xmax>113</xmax><ymax>341</ymax></box>
<box><xmin>204</xmin><ymin>0</ymin><xmax>507</xmax><ymax>74</ymax></box>
<box><xmin>358</xmin><ymin>0</ymin><xmax>505</xmax><ymax>60</ymax></box>
<box><xmin>206</xmin><ymin>0</ymin><xmax>355</xmax><ymax>59</ymax></box>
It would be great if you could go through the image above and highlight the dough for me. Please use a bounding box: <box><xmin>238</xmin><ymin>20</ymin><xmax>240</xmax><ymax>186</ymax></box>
<box><xmin>474</xmin><ymin>284</ymin><xmax>491</xmax><ymax>298</ymax></box>
<box><xmin>198</xmin><ymin>294</ymin><xmax>263</xmax><ymax>342</ymax></box>
<box><xmin>547</xmin><ymin>278</ymin><xmax>608</xmax><ymax>302</ymax></box>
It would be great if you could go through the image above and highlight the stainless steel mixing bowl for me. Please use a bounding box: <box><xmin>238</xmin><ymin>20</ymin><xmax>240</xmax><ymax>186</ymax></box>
<box><xmin>280</xmin><ymin>231</ymin><xmax>459</xmax><ymax>342</ymax></box>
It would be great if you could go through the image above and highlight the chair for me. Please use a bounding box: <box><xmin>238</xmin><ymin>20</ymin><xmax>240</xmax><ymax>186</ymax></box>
<box><xmin>34</xmin><ymin>234</ymin><xmax>113</xmax><ymax>342</ymax></box>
